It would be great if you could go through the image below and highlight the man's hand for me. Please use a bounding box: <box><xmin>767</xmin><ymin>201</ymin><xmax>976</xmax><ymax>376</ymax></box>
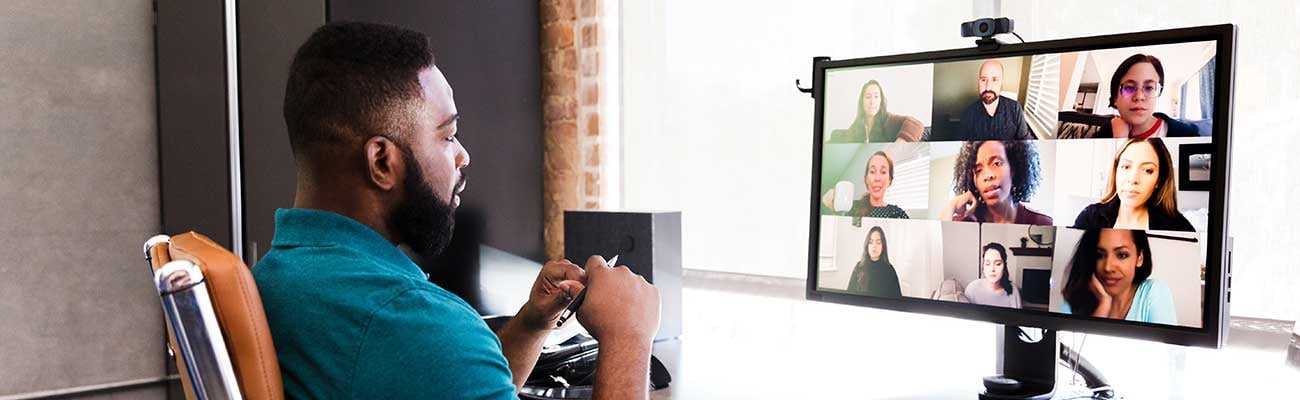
<box><xmin>496</xmin><ymin>259</ymin><xmax>588</xmax><ymax>391</ymax></box>
<box><xmin>573</xmin><ymin>255</ymin><xmax>660</xmax><ymax>400</ymax></box>
<box><xmin>517</xmin><ymin>260</ymin><xmax>587</xmax><ymax>331</ymax></box>
<box><xmin>575</xmin><ymin>255</ymin><xmax>660</xmax><ymax>345</ymax></box>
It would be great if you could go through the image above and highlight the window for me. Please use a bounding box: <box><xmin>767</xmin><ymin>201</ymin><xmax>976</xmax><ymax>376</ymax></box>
<box><xmin>620</xmin><ymin>0</ymin><xmax>977</xmax><ymax>278</ymax></box>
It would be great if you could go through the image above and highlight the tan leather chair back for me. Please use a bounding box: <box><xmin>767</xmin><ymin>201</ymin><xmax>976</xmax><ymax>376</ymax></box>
<box><xmin>148</xmin><ymin>232</ymin><xmax>283</xmax><ymax>400</ymax></box>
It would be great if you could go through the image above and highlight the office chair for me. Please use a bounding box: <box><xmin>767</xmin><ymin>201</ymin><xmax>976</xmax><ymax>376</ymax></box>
<box><xmin>144</xmin><ymin>232</ymin><xmax>283</xmax><ymax>400</ymax></box>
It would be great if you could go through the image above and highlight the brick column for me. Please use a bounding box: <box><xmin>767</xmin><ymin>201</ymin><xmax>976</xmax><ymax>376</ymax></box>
<box><xmin>541</xmin><ymin>0</ymin><xmax>605</xmax><ymax>260</ymax></box>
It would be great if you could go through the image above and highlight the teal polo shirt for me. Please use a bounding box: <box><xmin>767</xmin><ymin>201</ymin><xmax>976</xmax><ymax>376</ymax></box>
<box><xmin>253</xmin><ymin>208</ymin><xmax>516</xmax><ymax>399</ymax></box>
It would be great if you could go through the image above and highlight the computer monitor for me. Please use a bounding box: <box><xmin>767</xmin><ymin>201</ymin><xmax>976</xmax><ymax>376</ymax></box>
<box><xmin>806</xmin><ymin>25</ymin><xmax>1235</xmax><ymax>351</ymax></box>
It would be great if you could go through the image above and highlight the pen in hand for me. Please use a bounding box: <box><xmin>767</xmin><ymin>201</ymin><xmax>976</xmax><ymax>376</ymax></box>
<box><xmin>556</xmin><ymin>255</ymin><xmax>617</xmax><ymax>328</ymax></box>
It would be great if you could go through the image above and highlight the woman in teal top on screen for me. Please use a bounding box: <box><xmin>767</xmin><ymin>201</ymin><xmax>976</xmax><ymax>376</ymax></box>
<box><xmin>1058</xmin><ymin>228</ymin><xmax>1177</xmax><ymax>324</ymax></box>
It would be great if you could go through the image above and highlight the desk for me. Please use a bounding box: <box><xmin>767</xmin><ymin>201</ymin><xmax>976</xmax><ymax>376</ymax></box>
<box><xmin>471</xmin><ymin>247</ymin><xmax>1300</xmax><ymax>399</ymax></box>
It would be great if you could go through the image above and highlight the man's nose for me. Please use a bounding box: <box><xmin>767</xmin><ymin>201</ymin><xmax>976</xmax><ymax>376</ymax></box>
<box><xmin>456</xmin><ymin>142</ymin><xmax>471</xmax><ymax>169</ymax></box>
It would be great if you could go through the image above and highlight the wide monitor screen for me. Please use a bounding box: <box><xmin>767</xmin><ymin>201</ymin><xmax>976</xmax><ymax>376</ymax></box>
<box><xmin>807</xmin><ymin>25</ymin><xmax>1234</xmax><ymax>347</ymax></box>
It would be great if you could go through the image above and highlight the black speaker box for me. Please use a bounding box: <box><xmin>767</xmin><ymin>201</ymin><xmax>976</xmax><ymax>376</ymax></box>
<box><xmin>564</xmin><ymin>210</ymin><xmax>681</xmax><ymax>341</ymax></box>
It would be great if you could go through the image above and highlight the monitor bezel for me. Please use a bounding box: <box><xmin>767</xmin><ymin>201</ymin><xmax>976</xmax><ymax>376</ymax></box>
<box><xmin>805</xmin><ymin>24</ymin><xmax>1235</xmax><ymax>348</ymax></box>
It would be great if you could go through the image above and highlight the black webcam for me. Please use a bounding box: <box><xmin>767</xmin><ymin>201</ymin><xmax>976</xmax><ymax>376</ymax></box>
<box><xmin>961</xmin><ymin>17</ymin><xmax>1014</xmax><ymax>39</ymax></box>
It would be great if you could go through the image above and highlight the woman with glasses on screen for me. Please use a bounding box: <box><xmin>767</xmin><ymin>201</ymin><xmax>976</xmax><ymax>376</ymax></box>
<box><xmin>846</xmin><ymin>226</ymin><xmax>903</xmax><ymax>298</ymax></box>
<box><xmin>965</xmin><ymin>242</ymin><xmax>1022</xmax><ymax>308</ymax></box>
<box><xmin>945</xmin><ymin>141</ymin><xmax>1053</xmax><ymax>225</ymax></box>
<box><xmin>828</xmin><ymin>80</ymin><xmax>924</xmax><ymax>143</ymax></box>
<box><xmin>1072</xmin><ymin>137</ymin><xmax>1195</xmax><ymax>232</ymax></box>
<box><xmin>1097</xmin><ymin>54</ymin><xmax>1202</xmax><ymax>138</ymax></box>
<box><xmin>1059</xmin><ymin>228</ymin><xmax>1177</xmax><ymax>324</ymax></box>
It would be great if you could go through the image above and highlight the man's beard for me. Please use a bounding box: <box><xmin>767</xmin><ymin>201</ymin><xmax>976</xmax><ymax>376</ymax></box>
<box><xmin>390</xmin><ymin>154</ymin><xmax>462</xmax><ymax>258</ymax></box>
<box><xmin>981</xmin><ymin>90</ymin><xmax>998</xmax><ymax>105</ymax></box>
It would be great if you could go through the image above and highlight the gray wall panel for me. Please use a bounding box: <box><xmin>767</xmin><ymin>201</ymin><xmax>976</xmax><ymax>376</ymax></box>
<box><xmin>0</xmin><ymin>0</ymin><xmax>165</xmax><ymax>397</ymax></box>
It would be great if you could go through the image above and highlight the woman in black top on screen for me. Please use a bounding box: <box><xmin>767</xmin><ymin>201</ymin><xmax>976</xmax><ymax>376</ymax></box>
<box><xmin>846</xmin><ymin>226</ymin><xmax>903</xmax><ymax>298</ymax></box>
<box><xmin>1073</xmin><ymin>137</ymin><xmax>1195</xmax><ymax>232</ymax></box>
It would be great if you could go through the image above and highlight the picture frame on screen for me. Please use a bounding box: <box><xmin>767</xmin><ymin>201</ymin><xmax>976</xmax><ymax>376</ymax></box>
<box><xmin>1179</xmin><ymin>142</ymin><xmax>1213</xmax><ymax>191</ymax></box>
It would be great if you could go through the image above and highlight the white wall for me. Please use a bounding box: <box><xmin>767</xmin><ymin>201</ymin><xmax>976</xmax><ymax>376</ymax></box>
<box><xmin>1053</xmin><ymin>139</ymin><xmax>1122</xmax><ymax>224</ymax></box>
<box><xmin>1049</xmin><ymin>228</ymin><xmax>1204</xmax><ymax>328</ymax></box>
<box><xmin>623</xmin><ymin>0</ymin><xmax>976</xmax><ymax>278</ymax></box>
<box><xmin>940</xmin><ymin>221</ymin><xmax>982</xmax><ymax>285</ymax></box>
<box><xmin>927</xmin><ymin>142</ymin><xmax>962</xmax><ymax>220</ymax></box>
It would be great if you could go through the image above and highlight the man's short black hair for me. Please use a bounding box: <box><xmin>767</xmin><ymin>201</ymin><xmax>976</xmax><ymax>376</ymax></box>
<box><xmin>283</xmin><ymin>21</ymin><xmax>436</xmax><ymax>157</ymax></box>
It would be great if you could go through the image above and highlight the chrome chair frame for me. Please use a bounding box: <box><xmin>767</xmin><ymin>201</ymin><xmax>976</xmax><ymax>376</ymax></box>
<box><xmin>146</xmin><ymin>236</ymin><xmax>243</xmax><ymax>400</ymax></box>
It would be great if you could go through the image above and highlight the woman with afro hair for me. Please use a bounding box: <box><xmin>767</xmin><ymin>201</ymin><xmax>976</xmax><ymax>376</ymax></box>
<box><xmin>945</xmin><ymin>140</ymin><xmax>1052</xmax><ymax>225</ymax></box>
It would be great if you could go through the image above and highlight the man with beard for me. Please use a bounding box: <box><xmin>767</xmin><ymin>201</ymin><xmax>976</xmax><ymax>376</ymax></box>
<box><xmin>955</xmin><ymin>60</ymin><xmax>1036</xmax><ymax>140</ymax></box>
<box><xmin>253</xmin><ymin>22</ymin><xmax>660</xmax><ymax>399</ymax></box>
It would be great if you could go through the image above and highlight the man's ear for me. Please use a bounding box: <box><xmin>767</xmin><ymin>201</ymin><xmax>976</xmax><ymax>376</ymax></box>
<box><xmin>364</xmin><ymin>136</ymin><xmax>403</xmax><ymax>191</ymax></box>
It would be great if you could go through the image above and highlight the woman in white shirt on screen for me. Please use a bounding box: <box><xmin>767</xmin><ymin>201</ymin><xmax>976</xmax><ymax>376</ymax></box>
<box><xmin>965</xmin><ymin>242</ymin><xmax>1022</xmax><ymax>308</ymax></box>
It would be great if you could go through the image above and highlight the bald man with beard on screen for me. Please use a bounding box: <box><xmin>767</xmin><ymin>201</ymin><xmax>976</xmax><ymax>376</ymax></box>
<box><xmin>955</xmin><ymin>60</ymin><xmax>1036</xmax><ymax>140</ymax></box>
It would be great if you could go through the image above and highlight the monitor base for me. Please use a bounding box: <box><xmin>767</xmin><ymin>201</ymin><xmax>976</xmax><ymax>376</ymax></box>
<box><xmin>979</xmin><ymin>325</ymin><xmax>1056</xmax><ymax>400</ymax></box>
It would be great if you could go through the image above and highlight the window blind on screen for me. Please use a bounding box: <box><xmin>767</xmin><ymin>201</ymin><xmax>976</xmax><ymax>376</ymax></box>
<box><xmin>892</xmin><ymin>151</ymin><xmax>930</xmax><ymax>211</ymax></box>
<box><xmin>1024</xmin><ymin>54</ymin><xmax>1060</xmax><ymax>138</ymax></box>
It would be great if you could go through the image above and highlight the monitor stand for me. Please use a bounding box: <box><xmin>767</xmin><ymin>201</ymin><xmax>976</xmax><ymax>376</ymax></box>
<box><xmin>980</xmin><ymin>325</ymin><xmax>1057</xmax><ymax>400</ymax></box>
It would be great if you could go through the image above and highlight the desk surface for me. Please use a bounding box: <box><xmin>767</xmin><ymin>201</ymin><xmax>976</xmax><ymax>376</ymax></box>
<box><xmin>474</xmin><ymin>247</ymin><xmax>1300</xmax><ymax>399</ymax></box>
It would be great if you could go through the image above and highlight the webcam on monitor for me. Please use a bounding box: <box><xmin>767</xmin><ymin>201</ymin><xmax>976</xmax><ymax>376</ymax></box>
<box><xmin>961</xmin><ymin>17</ymin><xmax>1014</xmax><ymax>39</ymax></box>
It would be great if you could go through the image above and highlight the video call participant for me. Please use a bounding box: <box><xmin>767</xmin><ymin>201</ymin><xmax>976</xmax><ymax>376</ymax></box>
<box><xmin>255</xmin><ymin>22</ymin><xmax>660</xmax><ymax>399</ymax></box>
<box><xmin>847</xmin><ymin>226</ymin><xmax>903</xmax><ymax>298</ymax></box>
<box><xmin>1059</xmin><ymin>229</ymin><xmax>1177</xmax><ymax>324</ymax></box>
<box><xmin>828</xmin><ymin>80</ymin><xmax>924</xmax><ymax>143</ymax></box>
<box><xmin>822</xmin><ymin>151</ymin><xmax>910</xmax><ymax>223</ymax></box>
<box><xmin>1072</xmin><ymin>138</ymin><xmax>1195</xmax><ymax>232</ymax></box>
<box><xmin>1097</xmin><ymin>54</ymin><xmax>1202</xmax><ymax>138</ymax></box>
<box><xmin>965</xmin><ymin>242</ymin><xmax>1022</xmax><ymax>308</ymax></box>
<box><xmin>946</xmin><ymin>141</ymin><xmax>1052</xmax><ymax>225</ymax></box>
<box><xmin>956</xmin><ymin>60</ymin><xmax>1035</xmax><ymax>140</ymax></box>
